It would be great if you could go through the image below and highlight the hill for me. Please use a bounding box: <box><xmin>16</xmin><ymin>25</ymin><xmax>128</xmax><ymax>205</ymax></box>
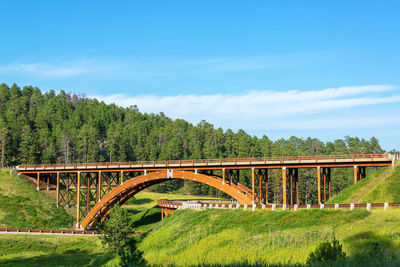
<box><xmin>327</xmin><ymin>161</ymin><xmax>399</xmax><ymax>204</ymax></box>
<box><xmin>139</xmin><ymin>207</ymin><xmax>400</xmax><ymax>266</ymax></box>
<box><xmin>0</xmin><ymin>170</ymin><xmax>73</xmax><ymax>229</ymax></box>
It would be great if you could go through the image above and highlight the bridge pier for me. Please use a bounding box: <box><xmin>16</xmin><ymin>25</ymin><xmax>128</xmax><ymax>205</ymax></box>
<box><xmin>282</xmin><ymin>167</ymin><xmax>287</xmax><ymax>205</ymax></box>
<box><xmin>317</xmin><ymin>166</ymin><xmax>321</xmax><ymax>205</ymax></box>
<box><xmin>251</xmin><ymin>168</ymin><xmax>255</xmax><ymax>204</ymax></box>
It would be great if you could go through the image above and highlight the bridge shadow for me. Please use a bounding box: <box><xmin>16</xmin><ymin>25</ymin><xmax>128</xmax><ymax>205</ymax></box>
<box><xmin>125</xmin><ymin>197</ymin><xmax>153</xmax><ymax>205</ymax></box>
<box><xmin>131</xmin><ymin>206</ymin><xmax>162</xmax><ymax>230</ymax></box>
<box><xmin>344</xmin><ymin>231</ymin><xmax>399</xmax><ymax>260</ymax></box>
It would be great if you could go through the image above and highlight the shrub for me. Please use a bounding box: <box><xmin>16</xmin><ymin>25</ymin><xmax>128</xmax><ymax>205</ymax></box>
<box><xmin>98</xmin><ymin>206</ymin><xmax>146</xmax><ymax>266</ymax></box>
<box><xmin>306</xmin><ymin>237</ymin><xmax>346</xmax><ymax>264</ymax></box>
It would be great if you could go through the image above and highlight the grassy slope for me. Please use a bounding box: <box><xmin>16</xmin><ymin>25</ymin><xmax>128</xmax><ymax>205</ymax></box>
<box><xmin>0</xmin><ymin>170</ymin><xmax>73</xmax><ymax>229</ymax></box>
<box><xmin>139</xmin><ymin>208</ymin><xmax>400</xmax><ymax>266</ymax></box>
<box><xmin>0</xmin><ymin>234</ymin><xmax>116</xmax><ymax>266</ymax></box>
<box><xmin>327</xmin><ymin>162</ymin><xmax>399</xmax><ymax>204</ymax></box>
<box><xmin>361</xmin><ymin>161</ymin><xmax>400</xmax><ymax>203</ymax></box>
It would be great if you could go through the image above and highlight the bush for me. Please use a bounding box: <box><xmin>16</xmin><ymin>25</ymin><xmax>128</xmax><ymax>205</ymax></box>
<box><xmin>98</xmin><ymin>206</ymin><xmax>146</xmax><ymax>266</ymax></box>
<box><xmin>306</xmin><ymin>237</ymin><xmax>346</xmax><ymax>264</ymax></box>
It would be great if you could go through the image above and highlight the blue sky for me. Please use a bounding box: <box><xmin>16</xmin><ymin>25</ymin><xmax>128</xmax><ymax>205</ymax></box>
<box><xmin>0</xmin><ymin>1</ymin><xmax>399</xmax><ymax>150</ymax></box>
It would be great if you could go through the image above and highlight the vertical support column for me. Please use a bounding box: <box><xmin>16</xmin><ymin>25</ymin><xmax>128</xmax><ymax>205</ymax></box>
<box><xmin>282</xmin><ymin>167</ymin><xmax>287</xmax><ymax>205</ymax></box>
<box><xmin>323</xmin><ymin>168</ymin><xmax>326</xmax><ymax>204</ymax></box>
<box><xmin>36</xmin><ymin>172</ymin><xmax>40</xmax><ymax>191</ymax></box>
<box><xmin>289</xmin><ymin>169</ymin><xmax>293</xmax><ymax>206</ymax></box>
<box><xmin>251</xmin><ymin>168</ymin><xmax>255</xmax><ymax>204</ymax></box>
<box><xmin>229</xmin><ymin>170</ymin><xmax>233</xmax><ymax>184</ymax></box>
<box><xmin>97</xmin><ymin>171</ymin><xmax>101</xmax><ymax>202</ymax></box>
<box><xmin>86</xmin><ymin>173</ymin><xmax>90</xmax><ymax>214</ymax></box>
<box><xmin>328</xmin><ymin>168</ymin><xmax>331</xmax><ymax>200</ymax></box>
<box><xmin>76</xmin><ymin>171</ymin><xmax>81</xmax><ymax>228</ymax></box>
<box><xmin>358</xmin><ymin>167</ymin><xmax>362</xmax><ymax>182</ymax></box>
<box><xmin>161</xmin><ymin>210</ymin><xmax>164</xmax><ymax>220</ymax></box>
<box><xmin>120</xmin><ymin>171</ymin><xmax>124</xmax><ymax>185</ymax></box>
<box><xmin>46</xmin><ymin>174</ymin><xmax>50</xmax><ymax>191</ymax></box>
<box><xmin>222</xmin><ymin>168</ymin><xmax>225</xmax><ymax>184</ymax></box>
<box><xmin>258</xmin><ymin>170</ymin><xmax>262</xmax><ymax>201</ymax></box>
<box><xmin>354</xmin><ymin>165</ymin><xmax>358</xmax><ymax>184</ymax></box>
<box><xmin>66</xmin><ymin>173</ymin><xmax>70</xmax><ymax>208</ymax></box>
<box><xmin>317</xmin><ymin>166</ymin><xmax>321</xmax><ymax>205</ymax></box>
<box><xmin>295</xmin><ymin>168</ymin><xmax>299</xmax><ymax>205</ymax></box>
<box><xmin>265</xmin><ymin>169</ymin><xmax>269</xmax><ymax>204</ymax></box>
<box><xmin>56</xmin><ymin>172</ymin><xmax>60</xmax><ymax>208</ymax></box>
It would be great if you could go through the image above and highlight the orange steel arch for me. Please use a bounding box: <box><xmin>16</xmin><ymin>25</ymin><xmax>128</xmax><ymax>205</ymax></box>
<box><xmin>80</xmin><ymin>170</ymin><xmax>254</xmax><ymax>229</ymax></box>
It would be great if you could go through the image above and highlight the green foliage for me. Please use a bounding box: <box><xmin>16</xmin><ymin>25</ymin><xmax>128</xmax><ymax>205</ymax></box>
<box><xmin>99</xmin><ymin>206</ymin><xmax>146</xmax><ymax>266</ymax></box>
<box><xmin>306</xmin><ymin>238</ymin><xmax>346</xmax><ymax>264</ymax></box>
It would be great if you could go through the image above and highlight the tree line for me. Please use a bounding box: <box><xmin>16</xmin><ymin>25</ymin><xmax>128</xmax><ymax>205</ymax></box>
<box><xmin>0</xmin><ymin>83</ymin><xmax>393</xmax><ymax>203</ymax></box>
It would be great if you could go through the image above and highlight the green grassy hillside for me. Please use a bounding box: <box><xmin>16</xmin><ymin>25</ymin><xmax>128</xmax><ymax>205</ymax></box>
<box><xmin>0</xmin><ymin>170</ymin><xmax>73</xmax><ymax>229</ymax></box>
<box><xmin>139</xmin><ymin>208</ymin><xmax>400</xmax><ymax>266</ymax></box>
<box><xmin>327</xmin><ymin>162</ymin><xmax>399</xmax><ymax>204</ymax></box>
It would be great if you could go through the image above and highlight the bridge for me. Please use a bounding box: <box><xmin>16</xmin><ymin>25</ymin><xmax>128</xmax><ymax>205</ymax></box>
<box><xmin>16</xmin><ymin>153</ymin><xmax>394</xmax><ymax>229</ymax></box>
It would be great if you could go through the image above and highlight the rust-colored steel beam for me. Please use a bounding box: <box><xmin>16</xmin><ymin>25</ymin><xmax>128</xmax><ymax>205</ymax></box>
<box><xmin>56</xmin><ymin>172</ymin><xmax>60</xmax><ymax>207</ymax></box>
<box><xmin>354</xmin><ymin>165</ymin><xmax>358</xmax><ymax>184</ymax></box>
<box><xmin>18</xmin><ymin>162</ymin><xmax>391</xmax><ymax>175</ymax></box>
<box><xmin>282</xmin><ymin>167</ymin><xmax>287</xmax><ymax>205</ymax></box>
<box><xmin>17</xmin><ymin>154</ymin><xmax>392</xmax><ymax>173</ymax></box>
<box><xmin>323</xmin><ymin>168</ymin><xmax>326</xmax><ymax>204</ymax></box>
<box><xmin>76</xmin><ymin>172</ymin><xmax>81</xmax><ymax>228</ymax></box>
<box><xmin>294</xmin><ymin>169</ymin><xmax>300</xmax><ymax>205</ymax></box>
<box><xmin>251</xmin><ymin>168</ymin><xmax>255</xmax><ymax>204</ymax></box>
<box><xmin>265</xmin><ymin>169</ymin><xmax>269</xmax><ymax>204</ymax></box>
<box><xmin>317</xmin><ymin>166</ymin><xmax>321</xmax><ymax>205</ymax></box>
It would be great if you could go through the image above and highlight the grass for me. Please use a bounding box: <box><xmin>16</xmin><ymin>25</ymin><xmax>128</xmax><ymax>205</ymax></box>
<box><xmin>139</xmin><ymin>207</ymin><xmax>400</xmax><ymax>266</ymax></box>
<box><xmin>0</xmin><ymin>234</ymin><xmax>116</xmax><ymax>266</ymax></box>
<box><xmin>327</xmin><ymin>163</ymin><xmax>399</xmax><ymax>204</ymax></box>
<box><xmin>360</xmin><ymin>162</ymin><xmax>400</xmax><ymax>203</ymax></box>
<box><xmin>0</xmin><ymin>170</ymin><xmax>73</xmax><ymax>229</ymax></box>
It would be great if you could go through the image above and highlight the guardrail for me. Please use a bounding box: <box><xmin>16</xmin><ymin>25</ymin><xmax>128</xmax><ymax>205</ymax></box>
<box><xmin>0</xmin><ymin>228</ymin><xmax>98</xmax><ymax>235</ymax></box>
<box><xmin>158</xmin><ymin>199</ymin><xmax>400</xmax><ymax>212</ymax></box>
<box><xmin>17</xmin><ymin>153</ymin><xmax>390</xmax><ymax>171</ymax></box>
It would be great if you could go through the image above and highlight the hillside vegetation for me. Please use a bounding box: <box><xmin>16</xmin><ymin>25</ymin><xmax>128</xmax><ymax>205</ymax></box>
<box><xmin>139</xmin><ymin>208</ymin><xmax>400</xmax><ymax>266</ymax></box>
<box><xmin>0</xmin><ymin>170</ymin><xmax>73</xmax><ymax>229</ymax></box>
<box><xmin>328</xmin><ymin>161</ymin><xmax>399</xmax><ymax>204</ymax></box>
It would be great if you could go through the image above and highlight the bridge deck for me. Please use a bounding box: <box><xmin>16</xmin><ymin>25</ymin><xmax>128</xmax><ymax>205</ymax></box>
<box><xmin>17</xmin><ymin>154</ymin><xmax>393</xmax><ymax>172</ymax></box>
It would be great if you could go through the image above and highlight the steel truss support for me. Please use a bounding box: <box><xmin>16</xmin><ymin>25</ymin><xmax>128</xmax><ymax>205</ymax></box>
<box><xmin>287</xmin><ymin>168</ymin><xmax>299</xmax><ymax>206</ymax></box>
<box><xmin>256</xmin><ymin>169</ymin><xmax>268</xmax><ymax>204</ymax></box>
<box><xmin>282</xmin><ymin>167</ymin><xmax>287</xmax><ymax>205</ymax></box>
<box><xmin>317</xmin><ymin>166</ymin><xmax>321</xmax><ymax>205</ymax></box>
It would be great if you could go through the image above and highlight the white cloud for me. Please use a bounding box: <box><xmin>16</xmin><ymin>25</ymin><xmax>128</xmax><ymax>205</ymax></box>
<box><xmin>0</xmin><ymin>55</ymin><xmax>280</xmax><ymax>79</ymax></box>
<box><xmin>91</xmin><ymin>85</ymin><xmax>400</xmax><ymax>131</ymax></box>
<box><xmin>0</xmin><ymin>59</ymin><xmax>112</xmax><ymax>78</ymax></box>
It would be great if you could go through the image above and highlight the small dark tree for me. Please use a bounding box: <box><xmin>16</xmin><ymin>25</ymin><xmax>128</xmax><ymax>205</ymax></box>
<box><xmin>307</xmin><ymin>237</ymin><xmax>346</xmax><ymax>264</ymax></box>
<box><xmin>98</xmin><ymin>206</ymin><xmax>146</xmax><ymax>266</ymax></box>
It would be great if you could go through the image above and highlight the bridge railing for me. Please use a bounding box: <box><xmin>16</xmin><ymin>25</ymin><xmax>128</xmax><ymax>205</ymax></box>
<box><xmin>16</xmin><ymin>153</ymin><xmax>389</xmax><ymax>171</ymax></box>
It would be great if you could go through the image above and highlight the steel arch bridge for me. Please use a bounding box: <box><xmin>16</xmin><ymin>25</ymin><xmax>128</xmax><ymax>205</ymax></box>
<box><xmin>16</xmin><ymin>153</ymin><xmax>394</xmax><ymax>229</ymax></box>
